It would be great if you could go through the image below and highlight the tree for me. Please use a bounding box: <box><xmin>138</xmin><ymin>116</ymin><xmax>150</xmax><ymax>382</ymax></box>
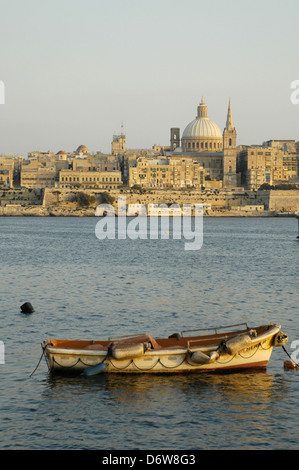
<box><xmin>101</xmin><ymin>192</ymin><xmax>115</xmax><ymax>205</ymax></box>
<box><xmin>74</xmin><ymin>192</ymin><xmax>96</xmax><ymax>207</ymax></box>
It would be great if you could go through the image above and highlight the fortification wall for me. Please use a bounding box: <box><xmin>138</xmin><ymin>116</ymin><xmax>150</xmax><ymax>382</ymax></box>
<box><xmin>40</xmin><ymin>188</ymin><xmax>299</xmax><ymax>214</ymax></box>
<box><xmin>1</xmin><ymin>188</ymin><xmax>298</xmax><ymax>216</ymax></box>
<box><xmin>268</xmin><ymin>190</ymin><xmax>299</xmax><ymax>212</ymax></box>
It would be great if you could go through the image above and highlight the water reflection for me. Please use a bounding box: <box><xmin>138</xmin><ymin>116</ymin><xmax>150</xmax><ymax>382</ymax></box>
<box><xmin>44</xmin><ymin>369</ymin><xmax>287</xmax><ymax>406</ymax></box>
<box><xmin>41</xmin><ymin>370</ymin><xmax>295</xmax><ymax>449</ymax></box>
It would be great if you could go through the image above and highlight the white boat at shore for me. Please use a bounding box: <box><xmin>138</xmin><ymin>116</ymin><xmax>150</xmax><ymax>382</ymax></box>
<box><xmin>42</xmin><ymin>323</ymin><xmax>288</xmax><ymax>376</ymax></box>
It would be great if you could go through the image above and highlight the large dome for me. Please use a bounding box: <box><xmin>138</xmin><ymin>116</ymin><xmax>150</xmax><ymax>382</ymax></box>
<box><xmin>181</xmin><ymin>98</ymin><xmax>223</xmax><ymax>152</ymax></box>
<box><xmin>182</xmin><ymin>118</ymin><xmax>222</xmax><ymax>139</ymax></box>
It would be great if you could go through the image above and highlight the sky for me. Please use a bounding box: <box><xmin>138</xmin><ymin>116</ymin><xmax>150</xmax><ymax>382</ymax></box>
<box><xmin>0</xmin><ymin>0</ymin><xmax>299</xmax><ymax>156</ymax></box>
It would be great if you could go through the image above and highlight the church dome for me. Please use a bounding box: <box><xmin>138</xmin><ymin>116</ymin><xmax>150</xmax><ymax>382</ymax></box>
<box><xmin>182</xmin><ymin>117</ymin><xmax>222</xmax><ymax>139</ymax></box>
<box><xmin>76</xmin><ymin>145</ymin><xmax>89</xmax><ymax>155</ymax></box>
<box><xmin>181</xmin><ymin>98</ymin><xmax>223</xmax><ymax>152</ymax></box>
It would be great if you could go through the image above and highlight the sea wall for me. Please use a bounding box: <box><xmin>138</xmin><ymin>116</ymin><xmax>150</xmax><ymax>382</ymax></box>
<box><xmin>268</xmin><ymin>190</ymin><xmax>299</xmax><ymax>212</ymax></box>
<box><xmin>0</xmin><ymin>188</ymin><xmax>43</xmax><ymax>205</ymax></box>
<box><xmin>0</xmin><ymin>187</ymin><xmax>298</xmax><ymax>216</ymax></box>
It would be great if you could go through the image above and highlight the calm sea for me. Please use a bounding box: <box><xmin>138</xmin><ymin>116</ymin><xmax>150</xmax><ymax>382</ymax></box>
<box><xmin>0</xmin><ymin>215</ymin><xmax>298</xmax><ymax>450</ymax></box>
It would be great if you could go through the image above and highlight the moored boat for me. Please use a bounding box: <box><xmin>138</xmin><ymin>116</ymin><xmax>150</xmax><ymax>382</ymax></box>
<box><xmin>42</xmin><ymin>323</ymin><xmax>288</xmax><ymax>376</ymax></box>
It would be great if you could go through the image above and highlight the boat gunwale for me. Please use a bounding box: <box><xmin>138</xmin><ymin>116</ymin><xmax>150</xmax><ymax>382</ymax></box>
<box><xmin>43</xmin><ymin>324</ymin><xmax>281</xmax><ymax>358</ymax></box>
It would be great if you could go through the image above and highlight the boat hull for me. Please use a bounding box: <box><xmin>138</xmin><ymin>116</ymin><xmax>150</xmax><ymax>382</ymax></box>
<box><xmin>42</xmin><ymin>323</ymin><xmax>287</xmax><ymax>375</ymax></box>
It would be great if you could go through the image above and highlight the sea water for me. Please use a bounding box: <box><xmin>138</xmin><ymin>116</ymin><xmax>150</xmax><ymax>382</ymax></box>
<box><xmin>0</xmin><ymin>216</ymin><xmax>298</xmax><ymax>450</ymax></box>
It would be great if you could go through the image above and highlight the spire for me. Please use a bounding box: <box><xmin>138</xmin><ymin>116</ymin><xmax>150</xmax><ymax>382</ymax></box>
<box><xmin>226</xmin><ymin>99</ymin><xmax>234</xmax><ymax>130</ymax></box>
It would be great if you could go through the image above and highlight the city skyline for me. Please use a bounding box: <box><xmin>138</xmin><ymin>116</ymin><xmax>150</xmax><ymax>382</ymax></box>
<box><xmin>1</xmin><ymin>0</ymin><xmax>299</xmax><ymax>156</ymax></box>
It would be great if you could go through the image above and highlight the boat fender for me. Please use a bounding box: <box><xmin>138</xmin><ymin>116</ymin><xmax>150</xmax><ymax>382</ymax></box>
<box><xmin>109</xmin><ymin>342</ymin><xmax>149</xmax><ymax>360</ymax></box>
<box><xmin>168</xmin><ymin>333</ymin><xmax>181</xmax><ymax>341</ymax></box>
<box><xmin>274</xmin><ymin>331</ymin><xmax>288</xmax><ymax>347</ymax></box>
<box><xmin>81</xmin><ymin>362</ymin><xmax>107</xmax><ymax>377</ymax></box>
<box><xmin>221</xmin><ymin>333</ymin><xmax>252</xmax><ymax>356</ymax></box>
<box><xmin>209</xmin><ymin>350</ymin><xmax>220</xmax><ymax>362</ymax></box>
<box><xmin>190</xmin><ymin>350</ymin><xmax>219</xmax><ymax>365</ymax></box>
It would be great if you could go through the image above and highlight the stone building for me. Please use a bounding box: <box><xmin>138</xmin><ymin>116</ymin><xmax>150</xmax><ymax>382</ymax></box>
<box><xmin>0</xmin><ymin>158</ymin><xmax>15</xmax><ymax>188</ymax></box>
<box><xmin>238</xmin><ymin>143</ymin><xmax>299</xmax><ymax>189</ymax></box>
<box><xmin>27</xmin><ymin>151</ymin><xmax>56</xmax><ymax>162</ymax></box>
<box><xmin>21</xmin><ymin>153</ymin><xmax>70</xmax><ymax>188</ymax></box>
<box><xmin>129</xmin><ymin>156</ymin><xmax>205</xmax><ymax>189</ymax></box>
<box><xmin>169</xmin><ymin>98</ymin><xmax>239</xmax><ymax>187</ymax></box>
<box><xmin>263</xmin><ymin>140</ymin><xmax>299</xmax><ymax>183</ymax></box>
<box><xmin>59</xmin><ymin>169</ymin><xmax>122</xmax><ymax>189</ymax></box>
<box><xmin>21</xmin><ymin>161</ymin><xmax>57</xmax><ymax>188</ymax></box>
<box><xmin>72</xmin><ymin>154</ymin><xmax>120</xmax><ymax>172</ymax></box>
<box><xmin>263</xmin><ymin>140</ymin><xmax>297</xmax><ymax>154</ymax></box>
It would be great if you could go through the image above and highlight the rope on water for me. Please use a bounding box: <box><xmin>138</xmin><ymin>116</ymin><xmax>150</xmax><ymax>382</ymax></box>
<box><xmin>29</xmin><ymin>345</ymin><xmax>47</xmax><ymax>377</ymax></box>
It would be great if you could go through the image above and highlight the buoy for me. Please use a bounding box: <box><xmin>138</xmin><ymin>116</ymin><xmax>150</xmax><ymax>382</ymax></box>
<box><xmin>20</xmin><ymin>302</ymin><xmax>35</xmax><ymax>314</ymax></box>
<box><xmin>284</xmin><ymin>360</ymin><xmax>298</xmax><ymax>370</ymax></box>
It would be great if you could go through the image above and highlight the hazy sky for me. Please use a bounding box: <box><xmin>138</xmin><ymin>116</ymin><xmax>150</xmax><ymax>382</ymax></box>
<box><xmin>1</xmin><ymin>0</ymin><xmax>299</xmax><ymax>155</ymax></box>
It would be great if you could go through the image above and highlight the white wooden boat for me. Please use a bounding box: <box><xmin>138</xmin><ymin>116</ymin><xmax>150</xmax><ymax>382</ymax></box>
<box><xmin>42</xmin><ymin>323</ymin><xmax>288</xmax><ymax>376</ymax></box>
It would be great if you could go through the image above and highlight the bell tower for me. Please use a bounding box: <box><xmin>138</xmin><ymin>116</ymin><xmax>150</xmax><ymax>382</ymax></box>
<box><xmin>112</xmin><ymin>123</ymin><xmax>126</xmax><ymax>155</ymax></box>
<box><xmin>223</xmin><ymin>100</ymin><xmax>238</xmax><ymax>187</ymax></box>
<box><xmin>170</xmin><ymin>128</ymin><xmax>180</xmax><ymax>151</ymax></box>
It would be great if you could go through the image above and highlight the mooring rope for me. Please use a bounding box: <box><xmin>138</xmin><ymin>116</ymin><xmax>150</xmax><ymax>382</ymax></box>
<box><xmin>282</xmin><ymin>345</ymin><xmax>299</xmax><ymax>367</ymax></box>
<box><xmin>29</xmin><ymin>345</ymin><xmax>47</xmax><ymax>377</ymax></box>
